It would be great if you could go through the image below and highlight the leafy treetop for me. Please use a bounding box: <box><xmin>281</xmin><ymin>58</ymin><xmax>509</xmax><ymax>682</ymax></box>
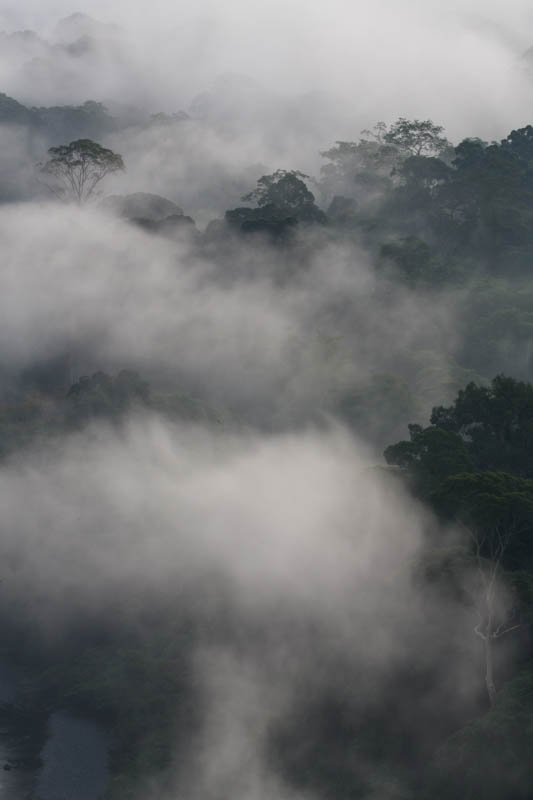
<box><xmin>382</xmin><ymin>117</ymin><xmax>451</xmax><ymax>158</ymax></box>
<box><xmin>39</xmin><ymin>138</ymin><xmax>125</xmax><ymax>204</ymax></box>
<box><xmin>242</xmin><ymin>169</ymin><xmax>315</xmax><ymax>211</ymax></box>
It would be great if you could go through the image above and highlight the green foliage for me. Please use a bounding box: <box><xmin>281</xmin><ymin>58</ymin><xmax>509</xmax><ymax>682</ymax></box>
<box><xmin>430</xmin><ymin>375</ymin><xmax>533</xmax><ymax>475</ymax></box>
<box><xmin>444</xmin><ymin>126</ymin><xmax>533</xmax><ymax>262</ymax></box>
<box><xmin>318</xmin><ymin>120</ymin><xmax>533</xmax><ymax>277</ymax></box>
<box><xmin>395</xmin><ymin>154</ymin><xmax>452</xmax><ymax>191</ymax></box>
<box><xmin>380</xmin><ymin>236</ymin><xmax>434</xmax><ymax>286</ymax></box>
<box><xmin>242</xmin><ymin>169</ymin><xmax>314</xmax><ymax>211</ymax></box>
<box><xmin>34</xmin><ymin>100</ymin><xmax>117</xmax><ymax>141</ymax></box>
<box><xmin>431</xmin><ymin>667</ymin><xmax>533</xmax><ymax>799</ymax></box>
<box><xmin>385</xmin><ymin>377</ymin><xmax>533</xmax><ymax>581</ymax></box>
<box><xmin>225</xmin><ymin>203</ymin><xmax>299</xmax><ymax>239</ymax></box>
<box><xmin>226</xmin><ymin>169</ymin><xmax>326</xmax><ymax>233</ymax></box>
<box><xmin>245</xmin><ymin>170</ymin><xmax>325</xmax><ymax>222</ymax></box>
<box><xmin>320</xmin><ymin>137</ymin><xmax>397</xmax><ymax>201</ymax></box>
<box><xmin>21</xmin><ymin>619</ymin><xmax>199</xmax><ymax>797</ymax></box>
<box><xmin>458</xmin><ymin>279</ymin><xmax>533</xmax><ymax>380</ymax></box>
<box><xmin>384</xmin><ymin>423</ymin><xmax>472</xmax><ymax>495</ymax></box>
<box><xmin>0</xmin><ymin>92</ymin><xmax>35</xmax><ymax>125</ymax></box>
<box><xmin>452</xmin><ymin>137</ymin><xmax>489</xmax><ymax>171</ymax></box>
<box><xmin>6</xmin><ymin>105</ymin><xmax>533</xmax><ymax>798</ymax></box>
<box><xmin>432</xmin><ymin>471</ymin><xmax>533</xmax><ymax>570</ymax></box>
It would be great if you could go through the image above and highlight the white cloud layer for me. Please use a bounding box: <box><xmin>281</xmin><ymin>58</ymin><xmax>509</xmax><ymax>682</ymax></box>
<box><xmin>1</xmin><ymin>1</ymin><xmax>533</xmax><ymax>143</ymax></box>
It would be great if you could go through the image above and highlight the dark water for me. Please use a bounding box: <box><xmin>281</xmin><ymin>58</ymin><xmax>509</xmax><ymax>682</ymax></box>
<box><xmin>0</xmin><ymin>664</ymin><xmax>28</xmax><ymax>797</ymax></box>
<box><xmin>0</xmin><ymin>663</ymin><xmax>41</xmax><ymax>799</ymax></box>
<box><xmin>34</xmin><ymin>711</ymin><xmax>109</xmax><ymax>800</ymax></box>
<box><xmin>0</xmin><ymin>665</ymin><xmax>109</xmax><ymax>800</ymax></box>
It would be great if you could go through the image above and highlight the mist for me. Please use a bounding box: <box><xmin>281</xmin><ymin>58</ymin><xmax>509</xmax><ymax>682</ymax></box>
<box><xmin>0</xmin><ymin>417</ymin><xmax>482</xmax><ymax>799</ymax></box>
<box><xmin>0</xmin><ymin>201</ymin><xmax>465</xmax><ymax>441</ymax></box>
<box><xmin>2</xmin><ymin>0</ymin><xmax>533</xmax><ymax>171</ymax></box>
<box><xmin>3</xmin><ymin>0</ymin><xmax>533</xmax><ymax>216</ymax></box>
<box><xmin>0</xmin><ymin>2</ymin><xmax>531</xmax><ymax>799</ymax></box>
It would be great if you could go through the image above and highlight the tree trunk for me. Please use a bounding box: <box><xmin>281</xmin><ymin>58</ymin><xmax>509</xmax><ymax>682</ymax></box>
<box><xmin>484</xmin><ymin>637</ymin><xmax>497</xmax><ymax>706</ymax></box>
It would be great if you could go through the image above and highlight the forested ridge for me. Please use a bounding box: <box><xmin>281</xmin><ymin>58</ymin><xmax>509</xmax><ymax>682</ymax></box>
<box><xmin>1</xmin><ymin>13</ymin><xmax>533</xmax><ymax>798</ymax></box>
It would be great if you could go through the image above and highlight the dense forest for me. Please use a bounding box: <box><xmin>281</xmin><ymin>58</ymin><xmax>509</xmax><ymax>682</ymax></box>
<box><xmin>1</xmin><ymin>6</ymin><xmax>533</xmax><ymax>800</ymax></box>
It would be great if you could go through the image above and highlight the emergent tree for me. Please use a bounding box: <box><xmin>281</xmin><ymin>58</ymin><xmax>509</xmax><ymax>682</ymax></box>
<box><xmin>39</xmin><ymin>138</ymin><xmax>125</xmax><ymax>203</ymax></box>
<box><xmin>383</xmin><ymin>118</ymin><xmax>451</xmax><ymax>158</ymax></box>
<box><xmin>433</xmin><ymin>471</ymin><xmax>533</xmax><ymax>705</ymax></box>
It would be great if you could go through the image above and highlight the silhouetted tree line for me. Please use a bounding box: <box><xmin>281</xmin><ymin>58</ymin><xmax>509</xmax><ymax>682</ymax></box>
<box><xmin>385</xmin><ymin>374</ymin><xmax>533</xmax><ymax>798</ymax></box>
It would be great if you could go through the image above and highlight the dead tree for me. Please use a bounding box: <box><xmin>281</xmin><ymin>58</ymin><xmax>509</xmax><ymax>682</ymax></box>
<box><xmin>465</xmin><ymin>523</ymin><xmax>523</xmax><ymax>706</ymax></box>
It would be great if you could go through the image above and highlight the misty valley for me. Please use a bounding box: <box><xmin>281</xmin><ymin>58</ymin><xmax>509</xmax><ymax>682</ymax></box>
<box><xmin>0</xmin><ymin>5</ymin><xmax>533</xmax><ymax>800</ymax></box>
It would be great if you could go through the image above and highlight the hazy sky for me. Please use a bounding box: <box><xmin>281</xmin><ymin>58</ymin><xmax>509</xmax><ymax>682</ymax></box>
<box><xmin>2</xmin><ymin>1</ymin><xmax>533</xmax><ymax>141</ymax></box>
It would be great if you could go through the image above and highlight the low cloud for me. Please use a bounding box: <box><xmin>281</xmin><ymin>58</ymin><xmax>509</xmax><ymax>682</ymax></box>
<box><xmin>0</xmin><ymin>415</ymin><xmax>479</xmax><ymax>798</ymax></box>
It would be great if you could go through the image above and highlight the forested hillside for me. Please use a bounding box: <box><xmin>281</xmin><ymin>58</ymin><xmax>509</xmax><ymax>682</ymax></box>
<box><xmin>1</xmin><ymin>5</ymin><xmax>533</xmax><ymax>800</ymax></box>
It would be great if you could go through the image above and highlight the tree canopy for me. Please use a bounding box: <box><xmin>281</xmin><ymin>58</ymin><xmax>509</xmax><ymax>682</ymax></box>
<box><xmin>382</xmin><ymin>117</ymin><xmax>451</xmax><ymax>158</ymax></box>
<box><xmin>39</xmin><ymin>138</ymin><xmax>124</xmax><ymax>203</ymax></box>
<box><xmin>225</xmin><ymin>169</ymin><xmax>326</xmax><ymax>233</ymax></box>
